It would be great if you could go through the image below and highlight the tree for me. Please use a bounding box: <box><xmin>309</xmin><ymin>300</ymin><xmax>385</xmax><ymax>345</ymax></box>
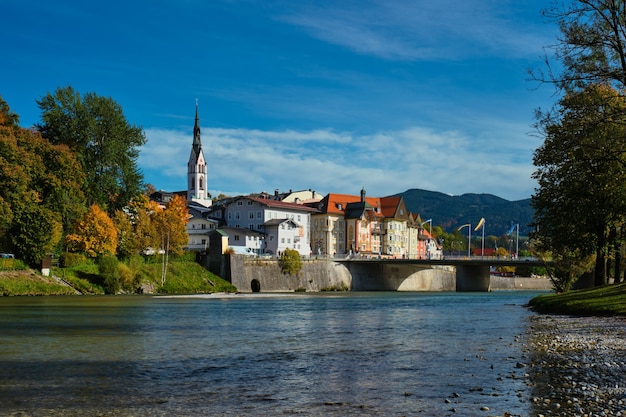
<box><xmin>66</xmin><ymin>204</ymin><xmax>118</xmax><ymax>257</ymax></box>
<box><xmin>98</xmin><ymin>255</ymin><xmax>120</xmax><ymax>294</ymax></box>
<box><xmin>36</xmin><ymin>86</ymin><xmax>146</xmax><ymax>214</ymax></box>
<box><xmin>534</xmin><ymin>0</ymin><xmax>626</xmax><ymax>92</ymax></box>
<box><xmin>10</xmin><ymin>202</ymin><xmax>63</xmax><ymax>266</ymax></box>
<box><xmin>279</xmin><ymin>248</ymin><xmax>302</xmax><ymax>276</ymax></box>
<box><xmin>154</xmin><ymin>195</ymin><xmax>189</xmax><ymax>256</ymax></box>
<box><xmin>532</xmin><ymin>1</ymin><xmax>626</xmax><ymax>287</ymax></box>
<box><xmin>0</xmin><ymin>96</ymin><xmax>85</xmax><ymax>263</ymax></box>
<box><xmin>532</xmin><ymin>84</ymin><xmax>626</xmax><ymax>286</ymax></box>
<box><xmin>153</xmin><ymin>195</ymin><xmax>189</xmax><ymax>285</ymax></box>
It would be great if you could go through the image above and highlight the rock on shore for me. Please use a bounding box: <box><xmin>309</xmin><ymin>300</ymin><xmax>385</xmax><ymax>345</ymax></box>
<box><xmin>526</xmin><ymin>315</ymin><xmax>626</xmax><ymax>416</ymax></box>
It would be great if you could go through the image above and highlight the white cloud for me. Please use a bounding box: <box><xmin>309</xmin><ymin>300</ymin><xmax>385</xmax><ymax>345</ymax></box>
<box><xmin>141</xmin><ymin>123</ymin><xmax>538</xmax><ymax>201</ymax></box>
<box><xmin>278</xmin><ymin>0</ymin><xmax>553</xmax><ymax>61</ymax></box>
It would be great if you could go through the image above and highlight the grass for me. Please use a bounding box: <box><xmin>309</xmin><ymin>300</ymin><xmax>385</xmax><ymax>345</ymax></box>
<box><xmin>148</xmin><ymin>261</ymin><xmax>237</xmax><ymax>294</ymax></box>
<box><xmin>0</xmin><ymin>270</ymin><xmax>76</xmax><ymax>296</ymax></box>
<box><xmin>0</xmin><ymin>257</ymin><xmax>237</xmax><ymax>296</ymax></box>
<box><xmin>528</xmin><ymin>282</ymin><xmax>626</xmax><ymax>316</ymax></box>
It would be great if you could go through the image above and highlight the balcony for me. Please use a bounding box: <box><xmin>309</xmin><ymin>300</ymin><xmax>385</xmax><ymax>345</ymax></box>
<box><xmin>371</xmin><ymin>226</ymin><xmax>386</xmax><ymax>235</ymax></box>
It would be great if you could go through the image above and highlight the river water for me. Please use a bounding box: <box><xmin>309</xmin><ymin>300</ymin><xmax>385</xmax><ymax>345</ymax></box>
<box><xmin>0</xmin><ymin>291</ymin><xmax>543</xmax><ymax>416</ymax></box>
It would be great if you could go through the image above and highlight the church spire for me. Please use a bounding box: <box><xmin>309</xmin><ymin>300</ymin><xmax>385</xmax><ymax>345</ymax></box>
<box><xmin>193</xmin><ymin>99</ymin><xmax>202</xmax><ymax>157</ymax></box>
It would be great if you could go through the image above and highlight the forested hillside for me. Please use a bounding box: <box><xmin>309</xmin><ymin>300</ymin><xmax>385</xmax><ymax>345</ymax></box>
<box><xmin>395</xmin><ymin>189</ymin><xmax>534</xmax><ymax>236</ymax></box>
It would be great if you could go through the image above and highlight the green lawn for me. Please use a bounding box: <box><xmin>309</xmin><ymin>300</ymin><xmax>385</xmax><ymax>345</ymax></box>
<box><xmin>528</xmin><ymin>283</ymin><xmax>626</xmax><ymax>316</ymax></box>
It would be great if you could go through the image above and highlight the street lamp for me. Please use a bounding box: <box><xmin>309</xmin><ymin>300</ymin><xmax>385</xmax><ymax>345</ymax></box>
<box><xmin>457</xmin><ymin>223</ymin><xmax>471</xmax><ymax>258</ymax></box>
<box><xmin>474</xmin><ymin>218</ymin><xmax>485</xmax><ymax>258</ymax></box>
<box><xmin>420</xmin><ymin>219</ymin><xmax>432</xmax><ymax>259</ymax></box>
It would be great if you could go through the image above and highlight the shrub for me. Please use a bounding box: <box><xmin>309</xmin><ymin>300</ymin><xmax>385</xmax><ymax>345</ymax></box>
<box><xmin>60</xmin><ymin>252</ymin><xmax>87</xmax><ymax>268</ymax></box>
<box><xmin>98</xmin><ymin>255</ymin><xmax>120</xmax><ymax>294</ymax></box>
<box><xmin>0</xmin><ymin>258</ymin><xmax>28</xmax><ymax>271</ymax></box>
<box><xmin>278</xmin><ymin>248</ymin><xmax>302</xmax><ymax>276</ymax></box>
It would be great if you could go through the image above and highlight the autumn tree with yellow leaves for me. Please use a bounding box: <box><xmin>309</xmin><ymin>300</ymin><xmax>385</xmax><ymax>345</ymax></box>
<box><xmin>66</xmin><ymin>204</ymin><xmax>118</xmax><ymax>257</ymax></box>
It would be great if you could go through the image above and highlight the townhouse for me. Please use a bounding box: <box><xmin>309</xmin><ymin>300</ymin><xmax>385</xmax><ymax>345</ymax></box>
<box><xmin>311</xmin><ymin>188</ymin><xmax>436</xmax><ymax>258</ymax></box>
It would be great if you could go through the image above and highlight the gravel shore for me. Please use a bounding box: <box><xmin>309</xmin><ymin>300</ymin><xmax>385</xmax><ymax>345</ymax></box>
<box><xmin>526</xmin><ymin>314</ymin><xmax>626</xmax><ymax>417</ymax></box>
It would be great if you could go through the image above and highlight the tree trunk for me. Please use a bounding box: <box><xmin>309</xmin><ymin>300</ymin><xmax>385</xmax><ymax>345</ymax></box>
<box><xmin>594</xmin><ymin>251</ymin><xmax>606</xmax><ymax>287</ymax></box>
<box><xmin>615</xmin><ymin>245</ymin><xmax>622</xmax><ymax>283</ymax></box>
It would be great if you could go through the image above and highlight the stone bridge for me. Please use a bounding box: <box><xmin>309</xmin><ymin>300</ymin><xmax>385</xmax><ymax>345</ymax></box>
<box><xmin>221</xmin><ymin>255</ymin><xmax>553</xmax><ymax>293</ymax></box>
<box><xmin>339</xmin><ymin>258</ymin><xmax>553</xmax><ymax>291</ymax></box>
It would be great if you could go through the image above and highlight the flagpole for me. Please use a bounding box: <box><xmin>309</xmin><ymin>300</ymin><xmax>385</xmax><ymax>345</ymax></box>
<box><xmin>482</xmin><ymin>223</ymin><xmax>485</xmax><ymax>258</ymax></box>
<box><xmin>515</xmin><ymin>224</ymin><xmax>519</xmax><ymax>259</ymax></box>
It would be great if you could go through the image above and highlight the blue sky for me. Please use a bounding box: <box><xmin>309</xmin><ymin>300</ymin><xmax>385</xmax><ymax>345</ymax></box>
<box><xmin>3</xmin><ymin>0</ymin><xmax>560</xmax><ymax>201</ymax></box>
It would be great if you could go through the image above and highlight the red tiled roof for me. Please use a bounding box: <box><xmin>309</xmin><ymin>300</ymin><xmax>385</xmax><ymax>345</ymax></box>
<box><xmin>322</xmin><ymin>193</ymin><xmax>381</xmax><ymax>215</ymax></box>
<box><xmin>243</xmin><ymin>196</ymin><xmax>319</xmax><ymax>213</ymax></box>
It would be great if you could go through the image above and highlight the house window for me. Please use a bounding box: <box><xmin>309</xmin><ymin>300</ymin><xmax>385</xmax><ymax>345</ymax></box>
<box><xmin>235</xmin><ymin>212</ymin><xmax>240</xmax><ymax>220</ymax></box>
<box><xmin>249</xmin><ymin>224</ymin><xmax>254</xmax><ymax>230</ymax></box>
<box><xmin>234</xmin><ymin>235</ymin><xmax>240</xmax><ymax>241</ymax></box>
<box><xmin>257</xmin><ymin>211</ymin><xmax>262</xmax><ymax>219</ymax></box>
<box><xmin>249</xmin><ymin>212</ymin><xmax>254</xmax><ymax>219</ymax></box>
<box><xmin>228</xmin><ymin>212</ymin><xmax>232</xmax><ymax>220</ymax></box>
<box><xmin>247</xmin><ymin>201</ymin><xmax>253</xmax><ymax>205</ymax></box>
<box><xmin>237</xmin><ymin>201</ymin><xmax>243</xmax><ymax>206</ymax></box>
<box><xmin>201</xmin><ymin>224</ymin><xmax>206</xmax><ymax>229</ymax></box>
<box><xmin>201</xmin><ymin>239</ymin><xmax>206</xmax><ymax>245</ymax></box>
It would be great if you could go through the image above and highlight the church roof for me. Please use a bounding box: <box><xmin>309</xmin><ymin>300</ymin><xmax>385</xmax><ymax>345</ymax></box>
<box><xmin>192</xmin><ymin>101</ymin><xmax>202</xmax><ymax>158</ymax></box>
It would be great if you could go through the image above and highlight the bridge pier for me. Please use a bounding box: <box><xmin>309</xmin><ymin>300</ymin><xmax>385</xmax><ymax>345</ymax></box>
<box><xmin>456</xmin><ymin>264</ymin><xmax>491</xmax><ymax>291</ymax></box>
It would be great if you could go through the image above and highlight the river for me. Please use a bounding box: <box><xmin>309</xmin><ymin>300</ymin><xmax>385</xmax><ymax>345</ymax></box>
<box><xmin>0</xmin><ymin>291</ymin><xmax>544</xmax><ymax>416</ymax></box>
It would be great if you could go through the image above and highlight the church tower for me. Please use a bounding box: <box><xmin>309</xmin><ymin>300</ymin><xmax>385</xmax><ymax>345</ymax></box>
<box><xmin>187</xmin><ymin>101</ymin><xmax>211</xmax><ymax>206</ymax></box>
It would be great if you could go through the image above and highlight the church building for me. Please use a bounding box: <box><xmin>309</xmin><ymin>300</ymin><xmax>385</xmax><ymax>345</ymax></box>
<box><xmin>187</xmin><ymin>102</ymin><xmax>211</xmax><ymax>207</ymax></box>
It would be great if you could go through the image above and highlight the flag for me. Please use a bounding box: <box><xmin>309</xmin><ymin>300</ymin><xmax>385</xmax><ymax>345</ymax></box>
<box><xmin>506</xmin><ymin>224</ymin><xmax>517</xmax><ymax>235</ymax></box>
<box><xmin>474</xmin><ymin>218</ymin><xmax>485</xmax><ymax>231</ymax></box>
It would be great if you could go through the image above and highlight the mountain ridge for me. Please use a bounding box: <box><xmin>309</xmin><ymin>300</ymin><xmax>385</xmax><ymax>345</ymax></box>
<box><xmin>392</xmin><ymin>188</ymin><xmax>534</xmax><ymax>236</ymax></box>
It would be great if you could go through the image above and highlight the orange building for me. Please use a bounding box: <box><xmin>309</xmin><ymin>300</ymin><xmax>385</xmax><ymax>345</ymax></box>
<box><xmin>311</xmin><ymin>188</ymin><xmax>430</xmax><ymax>258</ymax></box>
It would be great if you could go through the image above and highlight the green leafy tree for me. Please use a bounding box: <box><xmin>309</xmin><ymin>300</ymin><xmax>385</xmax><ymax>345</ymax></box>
<box><xmin>0</xmin><ymin>97</ymin><xmax>85</xmax><ymax>263</ymax></box>
<box><xmin>98</xmin><ymin>255</ymin><xmax>120</xmax><ymax>294</ymax></box>
<box><xmin>533</xmin><ymin>84</ymin><xmax>626</xmax><ymax>287</ymax></box>
<box><xmin>532</xmin><ymin>1</ymin><xmax>626</xmax><ymax>286</ymax></box>
<box><xmin>279</xmin><ymin>248</ymin><xmax>302</xmax><ymax>276</ymax></box>
<box><xmin>36</xmin><ymin>86</ymin><xmax>146</xmax><ymax>214</ymax></box>
<box><xmin>10</xmin><ymin>200</ymin><xmax>63</xmax><ymax>266</ymax></box>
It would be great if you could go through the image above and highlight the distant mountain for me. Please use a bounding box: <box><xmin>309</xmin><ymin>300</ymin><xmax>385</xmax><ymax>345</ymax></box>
<box><xmin>392</xmin><ymin>189</ymin><xmax>534</xmax><ymax>236</ymax></box>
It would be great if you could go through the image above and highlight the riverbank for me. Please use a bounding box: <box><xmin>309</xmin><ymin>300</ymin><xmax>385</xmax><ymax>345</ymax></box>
<box><xmin>525</xmin><ymin>314</ymin><xmax>626</xmax><ymax>417</ymax></box>
<box><xmin>528</xmin><ymin>283</ymin><xmax>626</xmax><ymax>316</ymax></box>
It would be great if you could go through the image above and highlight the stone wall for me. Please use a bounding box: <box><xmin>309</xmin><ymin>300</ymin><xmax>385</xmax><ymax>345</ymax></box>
<box><xmin>229</xmin><ymin>256</ymin><xmax>352</xmax><ymax>292</ymax></box>
<box><xmin>490</xmin><ymin>275</ymin><xmax>553</xmax><ymax>290</ymax></box>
